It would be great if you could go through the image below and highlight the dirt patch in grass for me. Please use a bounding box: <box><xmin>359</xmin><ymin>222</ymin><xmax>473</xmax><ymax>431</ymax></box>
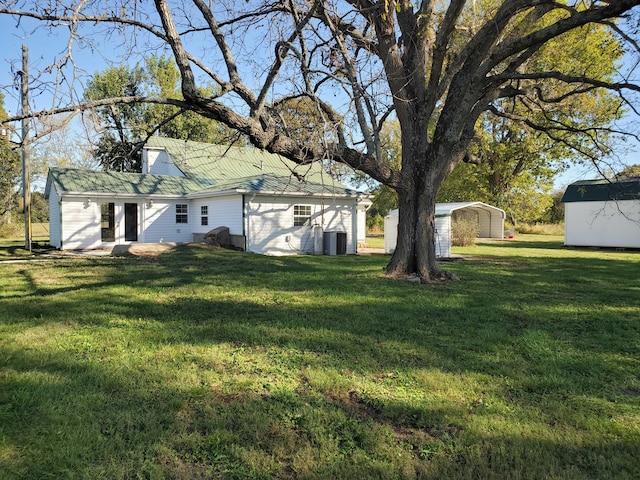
<box><xmin>111</xmin><ymin>243</ymin><xmax>181</xmax><ymax>256</ymax></box>
<box><xmin>620</xmin><ymin>387</ymin><xmax>640</xmax><ymax>397</ymax></box>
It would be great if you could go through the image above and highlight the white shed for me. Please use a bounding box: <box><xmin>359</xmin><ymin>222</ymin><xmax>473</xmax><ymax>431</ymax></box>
<box><xmin>384</xmin><ymin>202</ymin><xmax>506</xmax><ymax>258</ymax></box>
<box><xmin>562</xmin><ymin>178</ymin><xmax>640</xmax><ymax>248</ymax></box>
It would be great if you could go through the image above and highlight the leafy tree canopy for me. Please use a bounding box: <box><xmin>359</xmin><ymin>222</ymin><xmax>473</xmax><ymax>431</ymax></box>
<box><xmin>616</xmin><ymin>164</ymin><xmax>640</xmax><ymax>178</ymax></box>
<box><xmin>0</xmin><ymin>93</ymin><xmax>20</xmax><ymax>223</ymax></box>
<box><xmin>84</xmin><ymin>55</ymin><xmax>243</xmax><ymax>172</ymax></box>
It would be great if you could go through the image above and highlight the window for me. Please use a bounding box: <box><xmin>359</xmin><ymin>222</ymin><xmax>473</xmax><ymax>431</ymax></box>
<box><xmin>201</xmin><ymin>205</ymin><xmax>208</xmax><ymax>226</ymax></box>
<box><xmin>293</xmin><ymin>205</ymin><xmax>312</xmax><ymax>227</ymax></box>
<box><xmin>176</xmin><ymin>204</ymin><xmax>188</xmax><ymax>224</ymax></box>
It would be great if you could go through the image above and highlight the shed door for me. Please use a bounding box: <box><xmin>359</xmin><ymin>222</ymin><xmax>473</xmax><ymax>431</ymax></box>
<box><xmin>124</xmin><ymin>203</ymin><xmax>138</xmax><ymax>242</ymax></box>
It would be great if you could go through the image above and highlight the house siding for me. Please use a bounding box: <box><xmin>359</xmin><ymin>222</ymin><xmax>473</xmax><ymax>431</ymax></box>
<box><xmin>60</xmin><ymin>197</ymin><xmax>102</xmax><ymax>250</ymax></box>
<box><xmin>356</xmin><ymin>204</ymin><xmax>368</xmax><ymax>243</ymax></box>
<box><xmin>142</xmin><ymin>200</ymin><xmax>194</xmax><ymax>244</ymax></box>
<box><xmin>246</xmin><ymin>196</ymin><xmax>356</xmax><ymax>255</ymax></box>
<box><xmin>564</xmin><ymin>200</ymin><xmax>640</xmax><ymax>248</ymax></box>
<box><xmin>55</xmin><ymin>197</ymin><xmax>190</xmax><ymax>249</ymax></box>
<box><xmin>191</xmin><ymin>195</ymin><xmax>244</xmax><ymax>235</ymax></box>
<box><xmin>144</xmin><ymin>148</ymin><xmax>185</xmax><ymax>176</ymax></box>
<box><xmin>48</xmin><ymin>138</ymin><xmax>368</xmax><ymax>254</ymax></box>
<box><xmin>48</xmin><ymin>187</ymin><xmax>61</xmax><ymax>248</ymax></box>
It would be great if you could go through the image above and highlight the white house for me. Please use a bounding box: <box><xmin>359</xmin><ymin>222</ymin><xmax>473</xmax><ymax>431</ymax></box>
<box><xmin>384</xmin><ymin>202</ymin><xmax>505</xmax><ymax>258</ymax></box>
<box><xmin>562</xmin><ymin>177</ymin><xmax>640</xmax><ymax>249</ymax></box>
<box><xmin>45</xmin><ymin>137</ymin><xmax>372</xmax><ymax>255</ymax></box>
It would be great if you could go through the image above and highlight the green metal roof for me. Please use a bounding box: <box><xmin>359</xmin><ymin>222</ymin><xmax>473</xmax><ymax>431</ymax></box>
<box><xmin>46</xmin><ymin>167</ymin><xmax>207</xmax><ymax>197</ymax></box>
<box><xmin>145</xmin><ymin>136</ymin><xmax>332</xmax><ymax>186</ymax></box>
<box><xmin>46</xmin><ymin>137</ymin><xmax>363</xmax><ymax>199</ymax></box>
<box><xmin>196</xmin><ymin>173</ymin><xmax>358</xmax><ymax>196</ymax></box>
<box><xmin>561</xmin><ymin>177</ymin><xmax>640</xmax><ymax>203</ymax></box>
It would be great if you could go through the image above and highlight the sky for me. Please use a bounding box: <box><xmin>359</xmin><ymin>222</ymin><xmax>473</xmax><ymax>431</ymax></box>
<box><xmin>1</xmin><ymin>16</ymin><xmax>107</xmax><ymax>116</ymax></box>
<box><xmin>1</xmin><ymin>7</ymin><xmax>639</xmax><ymax>192</ymax></box>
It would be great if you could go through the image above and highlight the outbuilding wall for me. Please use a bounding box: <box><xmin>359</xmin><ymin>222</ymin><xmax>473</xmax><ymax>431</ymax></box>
<box><xmin>384</xmin><ymin>202</ymin><xmax>505</xmax><ymax>258</ymax></box>
<box><xmin>564</xmin><ymin>200</ymin><xmax>640</xmax><ymax>248</ymax></box>
<box><xmin>384</xmin><ymin>213</ymin><xmax>451</xmax><ymax>257</ymax></box>
<box><xmin>356</xmin><ymin>203</ymin><xmax>369</xmax><ymax>244</ymax></box>
<box><xmin>476</xmin><ymin>208</ymin><xmax>504</xmax><ymax>238</ymax></box>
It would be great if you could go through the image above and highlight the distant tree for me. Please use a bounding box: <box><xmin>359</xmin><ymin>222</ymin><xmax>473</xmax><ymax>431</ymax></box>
<box><xmin>271</xmin><ymin>96</ymin><xmax>359</xmax><ymax>182</ymax></box>
<box><xmin>85</xmin><ymin>56</ymin><xmax>242</xmax><ymax>172</ymax></box>
<box><xmin>438</xmin><ymin>20</ymin><xmax>624</xmax><ymax>227</ymax></box>
<box><xmin>142</xmin><ymin>55</ymin><xmax>242</xmax><ymax>146</ymax></box>
<box><xmin>273</xmin><ymin>97</ymin><xmax>333</xmax><ymax>149</ymax></box>
<box><xmin>32</xmin><ymin>121</ymin><xmax>97</xmax><ymax>171</ymax></box>
<box><xmin>364</xmin><ymin>120</ymin><xmax>419</xmax><ymax>233</ymax></box>
<box><xmin>367</xmin><ymin>121</ymin><xmax>401</xmax><ymax>221</ymax></box>
<box><xmin>0</xmin><ymin>93</ymin><xmax>20</xmax><ymax>227</ymax></box>
<box><xmin>84</xmin><ymin>64</ymin><xmax>146</xmax><ymax>172</ymax></box>
<box><xmin>541</xmin><ymin>190</ymin><xmax>565</xmax><ymax>224</ymax></box>
<box><xmin>30</xmin><ymin>191</ymin><xmax>48</xmax><ymax>224</ymax></box>
<box><xmin>437</xmin><ymin>114</ymin><xmax>558</xmax><ymax>227</ymax></box>
<box><xmin>616</xmin><ymin>164</ymin><xmax>640</xmax><ymax>178</ymax></box>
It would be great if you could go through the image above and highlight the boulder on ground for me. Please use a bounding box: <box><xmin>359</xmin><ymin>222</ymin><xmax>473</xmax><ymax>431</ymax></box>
<box><xmin>204</xmin><ymin>226</ymin><xmax>231</xmax><ymax>247</ymax></box>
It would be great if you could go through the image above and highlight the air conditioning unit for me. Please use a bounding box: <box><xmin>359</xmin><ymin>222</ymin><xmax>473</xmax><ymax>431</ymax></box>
<box><xmin>323</xmin><ymin>231</ymin><xmax>347</xmax><ymax>255</ymax></box>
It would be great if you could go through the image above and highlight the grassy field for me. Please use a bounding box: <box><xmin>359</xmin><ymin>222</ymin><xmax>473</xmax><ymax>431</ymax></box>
<box><xmin>1</xmin><ymin>236</ymin><xmax>639</xmax><ymax>479</ymax></box>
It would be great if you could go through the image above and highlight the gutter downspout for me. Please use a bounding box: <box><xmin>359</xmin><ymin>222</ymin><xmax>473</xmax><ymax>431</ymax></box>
<box><xmin>244</xmin><ymin>192</ymin><xmax>258</xmax><ymax>253</ymax></box>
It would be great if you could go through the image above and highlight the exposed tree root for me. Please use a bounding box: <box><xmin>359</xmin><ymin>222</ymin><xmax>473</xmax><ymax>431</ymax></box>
<box><xmin>385</xmin><ymin>268</ymin><xmax>460</xmax><ymax>284</ymax></box>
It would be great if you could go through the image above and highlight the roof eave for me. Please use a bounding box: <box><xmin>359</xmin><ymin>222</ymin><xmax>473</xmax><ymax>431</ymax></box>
<box><xmin>237</xmin><ymin>189</ymin><xmax>360</xmax><ymax>198</ymax></box>
<box><xmin>59</xmin><ymin>192</ymin><xmax>189</xmax><ymax>200</ymax></box>
<box><xmin>188</xmin><ymin>189</ymin><xmax>363</xmax><ymax>199</ymax></box>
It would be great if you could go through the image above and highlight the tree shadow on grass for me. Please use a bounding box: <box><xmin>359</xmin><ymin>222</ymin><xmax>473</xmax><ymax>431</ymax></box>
<box><xmin>475</xmin><ymin>238</ymin><xmax>566</xmax><ymax>250</ymax></box>
<box><xmin>3</xmin><ymin>339</ymin><xmax>637</xmax><ymax>479</ymax></box>
<box><xmin>1</xmin><ymin>243</ymin><xmax>639</xmax><ymax>478</ymax></box>
<box><xmin>0</xmin><ymin>238</ymin><xmax>56</xmax><ymax>258</ymax></box>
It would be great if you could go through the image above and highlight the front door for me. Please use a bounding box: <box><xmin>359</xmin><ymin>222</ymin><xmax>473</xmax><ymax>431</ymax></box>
<box><xmin>101</xmin><ymin>202</ymin><xmax>115</xmax><ymax>242</ymax></box>
<box><xmin>124</xmin><ymin>203</ymin><xmax>138</xmax><ymax>242</ymax></box>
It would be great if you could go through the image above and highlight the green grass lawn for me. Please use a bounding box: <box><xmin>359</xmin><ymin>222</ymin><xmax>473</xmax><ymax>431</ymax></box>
<box><xmin>1</xmin><ymin>236</ymin><xmax>639</xmax><ymax>479</ymax></box>
<box><xmin>0</xmin><ymin>238</ymin><xmax>54</xmax><ymax>258</ymax></box>
<box><xmin>363</xmin><ymin>234</ymin><xmax>384</xmax><ymax>249</ymax></box>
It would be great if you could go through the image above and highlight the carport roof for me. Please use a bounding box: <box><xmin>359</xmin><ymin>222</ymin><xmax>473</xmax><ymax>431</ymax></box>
<box><xmin>435</xmin><ymin>202</ymin><xmax>506</xmax><ymax>217</ymax></box>
<box><xmin>388</xmin><ymin>202</ymin><xmax>506</xmax><ymax>218</ymax></box>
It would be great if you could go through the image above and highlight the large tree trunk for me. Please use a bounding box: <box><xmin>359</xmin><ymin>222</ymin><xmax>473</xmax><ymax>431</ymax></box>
<box><xmin>385</xmin><ymin>133</ymin><xmax>459</xmax><ymax>283</ymax></box>
<box><xmin>387</xmin><ymin>180</ymin><xmax>457</xmax><ymax>282</ymax></box>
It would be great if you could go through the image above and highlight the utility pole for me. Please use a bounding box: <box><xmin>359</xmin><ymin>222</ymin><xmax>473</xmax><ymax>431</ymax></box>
<box><xmin>21</xmin><ymin>44</ymin><xmax>32</xmax><ymax>252</ymax></box>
